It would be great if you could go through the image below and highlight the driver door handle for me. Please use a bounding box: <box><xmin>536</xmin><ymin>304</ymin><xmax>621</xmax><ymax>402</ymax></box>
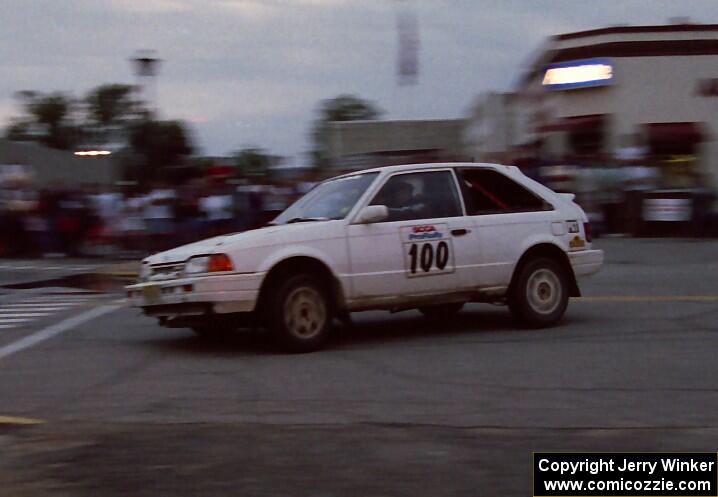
<box><xmin>451</xmin><ymin>228</ymin><xmax>470</xmax><ymax>236</ymax></box>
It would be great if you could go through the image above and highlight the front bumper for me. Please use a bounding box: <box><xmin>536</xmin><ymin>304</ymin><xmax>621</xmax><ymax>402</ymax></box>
<box><xmin>126</xmin><ymin>272</ymin><xmax>264</xmax><ymax>317</ymax></box>
<box><xmin>569</xmin><ymin>249</ymin><xmax>604</xmax><ymax>277</ymax></box>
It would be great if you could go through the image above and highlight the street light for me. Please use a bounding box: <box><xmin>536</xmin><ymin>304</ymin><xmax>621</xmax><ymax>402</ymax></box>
<box><xmin>130</xmin><ymin>49</ymin><xmax>161</xmax><ymax>113</ymax></box>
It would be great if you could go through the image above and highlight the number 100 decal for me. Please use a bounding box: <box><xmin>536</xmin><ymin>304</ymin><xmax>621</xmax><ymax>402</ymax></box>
<box><xmin>401</xmin><ymin>224</ymin><xmax>455</xmax><ymax>277</ymax></box>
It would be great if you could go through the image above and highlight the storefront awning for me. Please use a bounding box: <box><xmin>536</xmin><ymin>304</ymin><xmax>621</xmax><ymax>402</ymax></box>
<box><xmin>538</xmin><ymin>114</ymin><xmax>605</xmax><ymax>133</ymax></box>
<box><xmin>644</xmin><ymin>122</ymin><xmax>707</xmax><ymax>144</ymax></box>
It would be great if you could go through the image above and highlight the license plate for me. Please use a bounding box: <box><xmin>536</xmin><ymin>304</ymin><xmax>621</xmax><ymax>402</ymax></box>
<box><xmin>142</xmin><ymin>285</ymin><xmax>161</xmax><ymax>303</ymax></box>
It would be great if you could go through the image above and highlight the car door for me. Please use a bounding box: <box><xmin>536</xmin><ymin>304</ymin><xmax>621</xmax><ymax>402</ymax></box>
<box><xmin>456</xmin><ymin>167</ymin><xmax>556</xmax><ymax>288</ymax></box>
<box><xmin>346</xmin><ymin>169</ymin><xmax>474</xmax><ymax>302</ymax></box>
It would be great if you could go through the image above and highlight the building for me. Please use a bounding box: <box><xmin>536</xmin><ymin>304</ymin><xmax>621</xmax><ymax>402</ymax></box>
<box><xmin>469</xmin><ymin>22</ymin><xmax>718</xmax><ymax>189</ymax></box>
<box><xmin>465</xmin><ymin>92</ymin><xmax>536</xmax><ymax>163</ymax></box>
<box><xmin>325</xmin><ymin>119</ymin><xmax>469</xmax><ymax>171</ymax></box>
<box><xmin>0</xmin><ymin>139</ymin><xmax>118</xmax><ymax>186</ymax></box>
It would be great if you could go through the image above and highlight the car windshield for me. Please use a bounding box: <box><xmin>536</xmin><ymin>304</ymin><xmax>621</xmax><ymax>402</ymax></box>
<box><xmin>272</xmin><ymin>172</ymin><xmax>379</xmax><ymax>224</ymax></box>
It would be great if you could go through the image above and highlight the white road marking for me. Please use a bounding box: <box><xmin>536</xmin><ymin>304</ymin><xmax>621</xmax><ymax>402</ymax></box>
<box><xmin>23</xmin><ymin>298</ymin><xmax>96</xmax><ymax>303</ymax></box>
<box><xmin>0</xmin><ymin>313</ymin><xmax>51</xmax><ymax>318</ymax></box>
<box><xmin>0</xmin><ymin>305</ymin><xmax>74</xmax><ymax>310</ymax></box>
<box><xmin>0</xmin><ymin>304</ymin><xmax>121</xmax><ymax>360</ymax></box>
<box><xmin>0</xmin><ymin>264</ymin><xmax>101</xmax><ymax>271</ymax></box>
<box><xmin>0</xmin><ymin>295</ymin><xmax>105</xmax><ymax>331</ymax></box>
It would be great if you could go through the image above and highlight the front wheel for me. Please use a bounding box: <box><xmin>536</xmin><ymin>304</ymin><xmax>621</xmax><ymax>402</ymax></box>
<box><xmin>268</xmin><ymin>274</ymin><xmax>333</xmax><ymax>353</ymax></box>
<box><xmin>508</xmin><ymin>257</ymin><xmax>569</xmax><ymax>328</ymax></box>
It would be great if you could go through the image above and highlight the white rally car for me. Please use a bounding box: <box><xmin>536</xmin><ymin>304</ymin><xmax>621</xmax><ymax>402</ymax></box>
<box><xmin>127</xmin><ymin>163</ymin><xmax>603</xmax><ymax>351</ymax></box>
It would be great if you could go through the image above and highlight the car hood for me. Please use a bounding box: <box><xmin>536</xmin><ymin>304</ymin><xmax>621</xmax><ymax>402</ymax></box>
<box><xmin>143</xmin><ymin>221</ymin><xmax>340</xmax><ymax>265</ymax></box>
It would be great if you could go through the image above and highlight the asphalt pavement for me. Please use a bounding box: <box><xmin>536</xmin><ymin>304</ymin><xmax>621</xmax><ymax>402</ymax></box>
<box><xmin>0</xmin><ymin>238</ymin><xmax>716</xmax><ymax>496</ymax></box>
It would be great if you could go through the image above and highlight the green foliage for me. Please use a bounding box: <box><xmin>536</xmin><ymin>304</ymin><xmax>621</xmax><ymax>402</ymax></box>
<box><xmin>4</xmin><ymin>83</ymin><xmax>195</xmax><ymax>185</ymax></box>
<box><xmin>310</xmin><ymin>94</ymin><xmax>383</xmax><ymax>169</ymax></box>
<box><xmin>6</xmin><ymin>91</ymin><xmax>80</xmax><ymax>150</ymax></box>
<box><xmin>127</xmin><ymin>118</ymin><xmax>194</xmax><ymax>182</ymax></box>
<box><xmin>85</xmin><ymin>84</ymin><xmax>138</xmax><ymax>127</ymax></box>
<box><xmin>233</xmin><ymin>147</ymin><xmax>279</xmax><ymax>178</ymax></box>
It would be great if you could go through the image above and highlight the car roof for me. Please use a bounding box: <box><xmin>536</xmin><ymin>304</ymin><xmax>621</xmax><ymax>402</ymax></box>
<box><xmin>333</xmin><ymin>162</ymin><xmax>518</xmax><ymax>179</ymax></box>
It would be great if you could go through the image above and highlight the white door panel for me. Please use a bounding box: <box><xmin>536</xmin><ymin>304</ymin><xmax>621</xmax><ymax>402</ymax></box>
<box><xmin>347</xmin><ymin>217</ymin><xmax>475</xmax><ymax>298</ymax></box>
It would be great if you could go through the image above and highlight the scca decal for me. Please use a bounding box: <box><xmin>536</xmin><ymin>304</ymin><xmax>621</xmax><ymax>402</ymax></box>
<box><xmin>409</xmin><ymin>225</ymin><xmax>443</xmax><ymax>241</ymax></box>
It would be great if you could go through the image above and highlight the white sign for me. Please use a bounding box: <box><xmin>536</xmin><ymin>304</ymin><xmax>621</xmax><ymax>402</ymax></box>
<box><xmin>542</xmin><ymin>58</ymin><xmax>613</xmax><ymax>90</ymax></box>
<box><xmin>643</xmin><ymin>198</ymin><xmax>692</xmax><ymax>222</ymax></box>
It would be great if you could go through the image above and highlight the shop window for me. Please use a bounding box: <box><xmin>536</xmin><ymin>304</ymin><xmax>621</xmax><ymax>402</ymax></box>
<box><xmin>458</xmin><ymin>169</ymin><xmax>551</xmax><ymax>215</ymax></box>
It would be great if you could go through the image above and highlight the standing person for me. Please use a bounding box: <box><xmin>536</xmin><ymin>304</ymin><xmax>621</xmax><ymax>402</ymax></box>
<box><xmin>614</xmin><ymin>135</ymin><xmax>656</xmax><ymax>235</ymax></box>
<box><xmin>120</xmin><ymin>188</ymin><xmax>147</xmax><ymax>254</ymax></box>
<box><xmin>199</xmin><ymin>184</ymin><xmax>233</xmax><ymax>237</ymax></box>
<box><xmin>174</xmin><ymin>183</ymin><xmax>203</xmax><ymax>245</ymax></box>
<box><xmin>56</xmin><ymin>188</ymin><xmax>85</xmax><ymax>256</ymax></box>
<box><xmin>247</xmin><ymin>184</ymin><xmax>265</xmax><ymax>229</ymax></box>
<box><xmin>91</xmin><ymin>185</ymin><xmax>124</xmax><ymax>229</ymax></box>
<box><xmin>143</xmin><ymin>184</ymin><xmax>176</xmax><ymax>252</ymax></box>
<box><xmin>0</xmin><ymin>166</ymin><xmax>37</xmax><ymax>256</ymax></box>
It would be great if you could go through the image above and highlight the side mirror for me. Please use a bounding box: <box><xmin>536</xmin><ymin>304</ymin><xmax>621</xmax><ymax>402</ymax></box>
<box><xmin>356</xmin><ymin>205</ymin><xmax>388</xmax><ymax>224</ymax></box>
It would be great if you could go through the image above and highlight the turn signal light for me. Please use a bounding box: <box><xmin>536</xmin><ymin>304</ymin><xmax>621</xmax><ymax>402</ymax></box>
<box><xmin>208</xmin><ymin>254</ymin><xmax>234</xmax><ymax>272</ymax></box>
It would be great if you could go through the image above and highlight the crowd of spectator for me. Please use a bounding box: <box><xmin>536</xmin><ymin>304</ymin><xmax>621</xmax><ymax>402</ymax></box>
<box><xmin>0</xmin><ymin>169</ymin><xmax>313</xmax><ymax>258</ymax></box>
<box><xmin>2</xmin><ymin>147</ymin><xmax>717</xmax><ymax>259</ymax></box>
<box><xmin>512</xmin><ymin>143</ymin><xmax>716</xmax><ymax>236</ymax></box>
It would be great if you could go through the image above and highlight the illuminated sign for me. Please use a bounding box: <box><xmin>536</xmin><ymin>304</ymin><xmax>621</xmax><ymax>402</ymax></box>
<box><xmin>542</xmin><ymin>58</ymin><xmax>613</xmax><ymax>90</ymax></box>
<box><xmin>74</xmin><ymin>150</ymin><xmax>112</xmax><ymax>156</ymax></box>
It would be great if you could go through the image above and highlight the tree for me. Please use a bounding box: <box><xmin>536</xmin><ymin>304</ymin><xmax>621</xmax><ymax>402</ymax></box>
<box><xmin>84</xmin><ymin>84</ymin><xmax>141</xmax><ymax>145</ymax></box>
<box><xmin>310</xmin><ymin>94</ymin><xmax>383</xmax><ymax>169</ymax></box>
<box><xmin>5</xmin><ymin>91</ymin><xmax>80</xmax><ymax>150</ymax></box>
<box><xmin>127</xmin><ymin>119</ymin><xmax>193</xmax><ymax>183</ymax></box>
<box><xmin>233</xmin><ymin>147</ymin><xmax>280</xmax><ymax>178</ymax></box>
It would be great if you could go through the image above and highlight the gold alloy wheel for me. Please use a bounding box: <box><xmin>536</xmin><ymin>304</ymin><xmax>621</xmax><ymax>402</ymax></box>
<box><xmin>283</xmin><ymin>286</ymin><xmax>327</xmax><ymax>340</ymax></box>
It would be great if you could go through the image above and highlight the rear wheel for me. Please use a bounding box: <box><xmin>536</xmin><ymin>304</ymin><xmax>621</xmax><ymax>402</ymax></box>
<box><xmin>508</xmin><ymin>257</ymin><xmax>569</xmax><ymax>328</ymax></box>
<box><xmin>419</xmin><ymin>302</ymin><xmax>464</xmax><ymax>320</ymax></box>
<box><xmin>267</xmin><ymin>274</ymin><xmax>333</xmax><ymax>352</ymax></box>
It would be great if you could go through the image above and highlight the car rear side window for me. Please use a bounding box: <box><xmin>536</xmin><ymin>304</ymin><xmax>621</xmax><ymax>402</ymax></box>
<box><xmin>458</xmin><ymin>168</ymin><xmax>551</xmax><ymax>215</ymax></box>
<box><xmin>369</xmin><ymin>170</ymin><xmax>463</xmax><ymax>222</ymax></box>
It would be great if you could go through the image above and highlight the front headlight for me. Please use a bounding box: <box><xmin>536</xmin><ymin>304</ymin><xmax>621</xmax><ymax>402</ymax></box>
<box><xmin>184</xmin><ymin>254</ymin><xmax>234</xmax><ymax>275</ymax></box>
<box><xmin>184</xmin><ymin>256</ymin><xmax>210</xmax><ymax>275</ymax></box>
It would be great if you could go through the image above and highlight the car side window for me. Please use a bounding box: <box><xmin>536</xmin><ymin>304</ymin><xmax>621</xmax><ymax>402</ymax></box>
<box><xmin>369</xmin><ymin>171</ymin><xmax>463</xmax><ymax>222</ymax></box>
<box><xmin>458</xmin><ymin>168</ymin><xmax>551</xmax><ymax>215</ymax></box>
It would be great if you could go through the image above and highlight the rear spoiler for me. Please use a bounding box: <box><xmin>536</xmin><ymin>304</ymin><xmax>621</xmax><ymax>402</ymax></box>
<box><xmin>559</xmin><ymin>193</ymin><xmax>576</xmax><ymax>202</ymax></box>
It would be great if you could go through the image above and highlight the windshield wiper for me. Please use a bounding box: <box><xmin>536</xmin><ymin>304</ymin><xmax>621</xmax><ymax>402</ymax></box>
<box><xmin>285</xmin><ymin>216</ymin><xmax>330</xmax><ymax>224</ymax></box>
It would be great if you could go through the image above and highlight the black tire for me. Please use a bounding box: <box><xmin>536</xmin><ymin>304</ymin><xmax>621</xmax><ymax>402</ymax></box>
<box><xmin>418</xmin><ymin>302</ymin><xmax>465</xmax><ymax>320</ymax></box>
<box><xmin>508</xmin><ymin>257</ymin><xmax>569</xmax><ymax>328</ymax></box>
<box><xmin>267</xmin><ymin>274</ymin><xmax>333</xmax><ymax>353</ymax></box>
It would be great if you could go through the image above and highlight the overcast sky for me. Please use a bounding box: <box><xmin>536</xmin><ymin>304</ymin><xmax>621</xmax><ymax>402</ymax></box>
<box><xmin>1</xmin><ymin>0</ymin><xmax>717</xmax><ymax>164</ymax></box>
